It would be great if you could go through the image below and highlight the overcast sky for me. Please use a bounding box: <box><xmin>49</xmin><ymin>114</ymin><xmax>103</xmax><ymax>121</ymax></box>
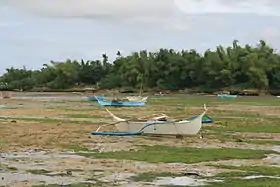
<box><xmin>0</xmin><ymin>0</ymin><xmax>280</xmax><ymax>74</ymax></box>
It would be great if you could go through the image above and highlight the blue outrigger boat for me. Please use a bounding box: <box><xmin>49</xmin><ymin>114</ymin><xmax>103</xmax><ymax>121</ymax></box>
<box><xmin>217</xmin><ymin>94</ymin><xmax>237</xmax><ymax>99</ymax></box>
<box><xmin>86</xmin><ymin>96</ymin><xmax>104</xmax><ymax>101</ymax></box>
<box><xmin>95</xmin><ymin>96</ymin><xmax>146</xmax><ymax>107</ymax></box>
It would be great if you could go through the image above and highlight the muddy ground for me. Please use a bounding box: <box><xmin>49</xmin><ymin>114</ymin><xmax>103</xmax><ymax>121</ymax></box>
<box><xmin>0</xmin><ymin>92</ymin><xmax>280</xmax><ymax>187</ymax></box>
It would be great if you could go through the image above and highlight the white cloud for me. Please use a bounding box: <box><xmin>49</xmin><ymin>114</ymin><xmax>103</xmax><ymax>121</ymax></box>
<box><xmin>2</xmin><ymin>0</ymin><xmax>280</xmax><ymax>32</ymax></box>
<box><xmin>0</xmin><ymin>0</ymin><xmax>195</xmax><ymax>31</ymax></box>
<box><xmin>2</xmin><ymin>0</ymin><xmax>175</xmax><ymax>19</ymax></box>
<box><xmin>122</xmin><ymin>17</ymin><xmax>191</xmax><ymax>31</ymax></box>
<box><xmin>3</xmin><ymin>0</ymin><xmax>280</xmax><ymax>19</ymax></box>
<box><xmin>174</xmin><ymin>0</ymin><xmax>280</xmax><ymax>16</ymax></box>
<box><xmin>1</xmin><ymin>0</ymin><xmax>280</xmax><ymax>73</ymax></box>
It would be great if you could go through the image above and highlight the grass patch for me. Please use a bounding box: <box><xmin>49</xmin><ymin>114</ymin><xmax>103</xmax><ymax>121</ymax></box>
<box><xmin>130</xmin><ymin>172</ymin><xmax>183</xmax><ymax>182</ymax></box>
<box><xmin>66</xmin><ymin>114</ymin><xmax>108</xmax><ymax>119</ymax></box>
<box><xmin>206</xmin><ymin>132</ymin><xmax>244</xmax><ymax>143</ymax></box>
<box><xmin>207</xmin><ymin>124</ymin><xmax>280</xmax><ymax>133</ymax></box>
<box><xmin>149</xmin><ymin>95</ymin><xmax>280</xmax><ymax>107</ymax></box>
<box><xmin>206</xmin><ymin>132</ymin><xmax>280</xmax><ymax>145</ymax></box>
<box><xmin>205</xmin><ymin>120</ymin><xmax>280</xmax><ymax>133</ymax></box>
<box><xmin>78</xmin><ymin>145</ymin><xmax>276</xmax><ymax>164</ymax></box>
<box><xmin>46</xmin><ymin>170</ymin><xmax>82</xmax><ymax>177</ymax></box>
<box><xmin>0</xmin><ymin>164</ymin><xmax>18</xmax><ymax>171</ymax></box>
<box><xmin>61</xmin><ymin>107</ymin><xmax>100</xmax><ymax>111</ymax></box>
<box><xmin>6</xmin><ymin>166</ymin><xmax>18</xmax><ymax>171</ymax></box>
<box><xmin>33</xmin><ymin>183</ymin><xmax>101</xmax><ymax>187</ymax></box>
<box><xmin>0</xmin><ymin>116</ymin><xmax>96</xmax><ymax>125</ymax></box>
<box><xmin>61</xmin><ymin>144</ymin><xmax>89</xmax><ymax>152</ymax></box>
<box><xmin>0</xmin><ymin>139</ymin><xmax>8</xmax><ymax>145</ymax></box>
<box><xmin>211</xmin><ymin>165</ymin><xmax>280</xmax><ymax>178</ymax></box>
<box><xmin>27</xmin><ymin>169</ymin><xmax>51</xmax><ymax>175</ymax></box>
<box><xmin>203</xmin><ymin>164</ymin><xmax>280</xmax><ymax>187</ymax></box>
<box><xmin>204</xmin><ymin>178</ymin><xmax>280</xmax><ymax>187</ymax></box>
<box><xmin>215</xmin><ymin>112</ymin><xmax>261</xmax><ymax>118</ymax></box>
<box><xmin>245</xmin><ymin>139</ymin><xmax>280</xmax><ymax>145</ymax></box>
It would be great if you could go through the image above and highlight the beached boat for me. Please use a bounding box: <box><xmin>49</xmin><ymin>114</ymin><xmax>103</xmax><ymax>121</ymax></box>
<box><xmin>95</xmin><ymin>96</ymin><xmax>146</xmax><ymax>107</ymax></box>
<box><xmin>93</xmin><ymin>105</ymin><xmax>207</xmax><ymax>135</ymax></box>
<box><xmin>126</xmin><ymin>96</ymin><xmax>148</xmax><ymax>102</ymax></box>
<box><xmin>125</xmin><ymin>80</ymin><xmax>148</xmax><ymax>102</ymax></box>
<box><xmin>123</xmin><ymin>79</ymin><xmax>148</xmax><ymax>103</ymax></box>
<box><xmin>86</xmin><ymin>96</ymin><xmax>104</xmax><ymax>101</ymax></box>
<box><xmin>217</xmin><ymin>94</ymin><xmax>237</xmax><ymax>99</ymax></box>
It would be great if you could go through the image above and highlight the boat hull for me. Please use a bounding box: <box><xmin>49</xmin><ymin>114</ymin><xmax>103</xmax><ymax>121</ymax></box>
<box><xmin>97</xmin><ymin>99</ymin><xmax>146</xmax><ymax>107</ymax></box>
<box><xmin>86</xmin><ymin>96</ymin><xmax>104</xmax><ymax>101</ymax></box>
<box><xmin>217</xmin><ymin>94</ymin><xmax>237</xmax><ymax>99</ymax></box>
<box><xmin>115</xmin><ymin>113</ymin><xmax>204</xmax><ymax>135</ymax></box>
<box><xmin>126</xmin><ymin>96</ymin><xmax>148</xmax><ymax>102</ymax></box>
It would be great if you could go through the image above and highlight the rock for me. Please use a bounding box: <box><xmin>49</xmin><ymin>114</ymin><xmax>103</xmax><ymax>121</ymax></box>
<box><xmin>183</xmin><ymin>172</ymin><xmax>201</xmax><ymax>177</ymax></box>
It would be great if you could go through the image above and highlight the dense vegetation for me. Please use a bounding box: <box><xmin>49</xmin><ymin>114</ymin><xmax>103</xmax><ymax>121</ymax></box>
<box><xmin>1</xmin><ymin>40</ymin><xmax>280</xmax><ymax>92</ymax></box>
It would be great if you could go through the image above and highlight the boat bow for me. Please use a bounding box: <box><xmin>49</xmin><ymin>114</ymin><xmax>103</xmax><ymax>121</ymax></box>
<box><xmin>105</xmin><ymin>108</ymin><xmax>127</xmax><ymax>122</ymax></box>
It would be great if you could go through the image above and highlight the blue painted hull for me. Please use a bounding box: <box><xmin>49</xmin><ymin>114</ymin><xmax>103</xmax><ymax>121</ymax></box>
<box><xmin>86</xmin><ymin>96</ymin><xmax>104</xmax><ymax>101</ymax></box>
<box><xmin>217</xmin><ymin>94</ymin><xmax>237</xmax><ymax>99</ymax></box>
<box><xmin>187</xmin><ymin>114</ymin><xmax>213</xmax><ymax>123</ymax></box>
<box><xmin>96</xmin><ymin>98</ymin><xmax>146</xmax><ymax>107</ymax></box>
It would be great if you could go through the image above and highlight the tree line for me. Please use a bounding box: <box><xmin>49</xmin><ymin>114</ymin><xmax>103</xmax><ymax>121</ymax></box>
<box><xmin>1</xmin><ymin>40</ymin><xmax>280</xmax><ymax>93</ymax></box>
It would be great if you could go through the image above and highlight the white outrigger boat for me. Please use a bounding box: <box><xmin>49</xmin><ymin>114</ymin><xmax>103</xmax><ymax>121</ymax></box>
<box><xmin>125</xmin><ymin>96</ymin><xmax>148</xmax><ymax>102</ymax></box>
<box><xmin>92</xmin><ymin>104</ymin><xmax>208</xmax><ymax>136</ymax></box>
<box><xmin>125</xmin><ymin>80</ymin><xmax>148</xmax><ymax>103</ymax></box>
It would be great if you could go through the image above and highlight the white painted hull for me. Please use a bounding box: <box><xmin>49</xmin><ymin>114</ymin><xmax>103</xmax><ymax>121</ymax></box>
<box><xmin>115</xmin><ymin>114</ymin><xmax>203</xmax><ymax>135</ymax></box>
<box><xmin>104</xmin><ymin>105</ymin><xmax>207</xmax><ymax>135</ymax></box>
<box><xmin>126</xmin><ymin>96</ymin><xmax>148</xmax><ymax>102</ymax></box>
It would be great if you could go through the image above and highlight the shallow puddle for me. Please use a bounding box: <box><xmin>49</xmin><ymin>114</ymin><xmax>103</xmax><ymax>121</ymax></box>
<box><xmin>272</xmin><ymin>145</ymin><xmax>280</xmax><ymax>152</ymax></box>
<box><xmin>151</xmin><ymin>176</ymin><xmax>222</xmax><ymax>186</ymax></box>
<box><xmin>264</xmin><ymin>154</ymin><xmax>280</xmax><ymax>163</ymax></box>
<box><xmin>244</xmin><ymin>175</ymin><xmax>280</xmax><ymax>179</ymax></box>
<box><xmin>0</xmin><ymin>172</ymin><xmax>96</xmax><ymax>186</ymax></box>
<box><xmin>0</xmin><ymin>150</ymin><xmax>219</xmax><ymax>186</ymax></box>
<box><xmin>0</xmin><ymin>151</ymin><xmax>85</xmax><ymax>160</ymax></box>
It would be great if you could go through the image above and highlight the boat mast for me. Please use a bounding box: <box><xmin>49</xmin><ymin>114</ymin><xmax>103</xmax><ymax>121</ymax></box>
<box><xmin>139</xmin><ymin>74</ymin><xmax>144</xmax><ymax>97</ymax></box>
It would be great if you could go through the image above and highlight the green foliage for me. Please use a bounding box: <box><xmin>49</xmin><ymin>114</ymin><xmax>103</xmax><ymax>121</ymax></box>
<box><xmin>33</xmin><ymin>183</ymin><xmax>100</xmax><ymax>187</ymax></box>
<box><xmin>27</xmin><ymin>169</ymin><xmax>51</xmax><ymax>175</ymax></box>
<box><xmin>78</xmin><ymin>145</ymin><xmax>276</xmax><ymax>164</ymax></box>
<box><xmin>211</xmin><ymin>165</ymin><xmax>280</xmax><ymax>177</ymax></box>
<box><xmin>2</xmin><ymin>40</ymin><xmax>280</xmax><ymax>91</ymax></box>
<box><xmin>130</xmin><ymin>172</ymin><xmax>183</xmax><ymax>182</ymax></box>
<box><xmin>60</xmin><ymin>144</ymin><xmax>89</xmax><ymax>152</ymax></box>
<box><xmin>205</xmin><ymin>178</ymin><xmax>280</xmax><ymax>187</ymax></box>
